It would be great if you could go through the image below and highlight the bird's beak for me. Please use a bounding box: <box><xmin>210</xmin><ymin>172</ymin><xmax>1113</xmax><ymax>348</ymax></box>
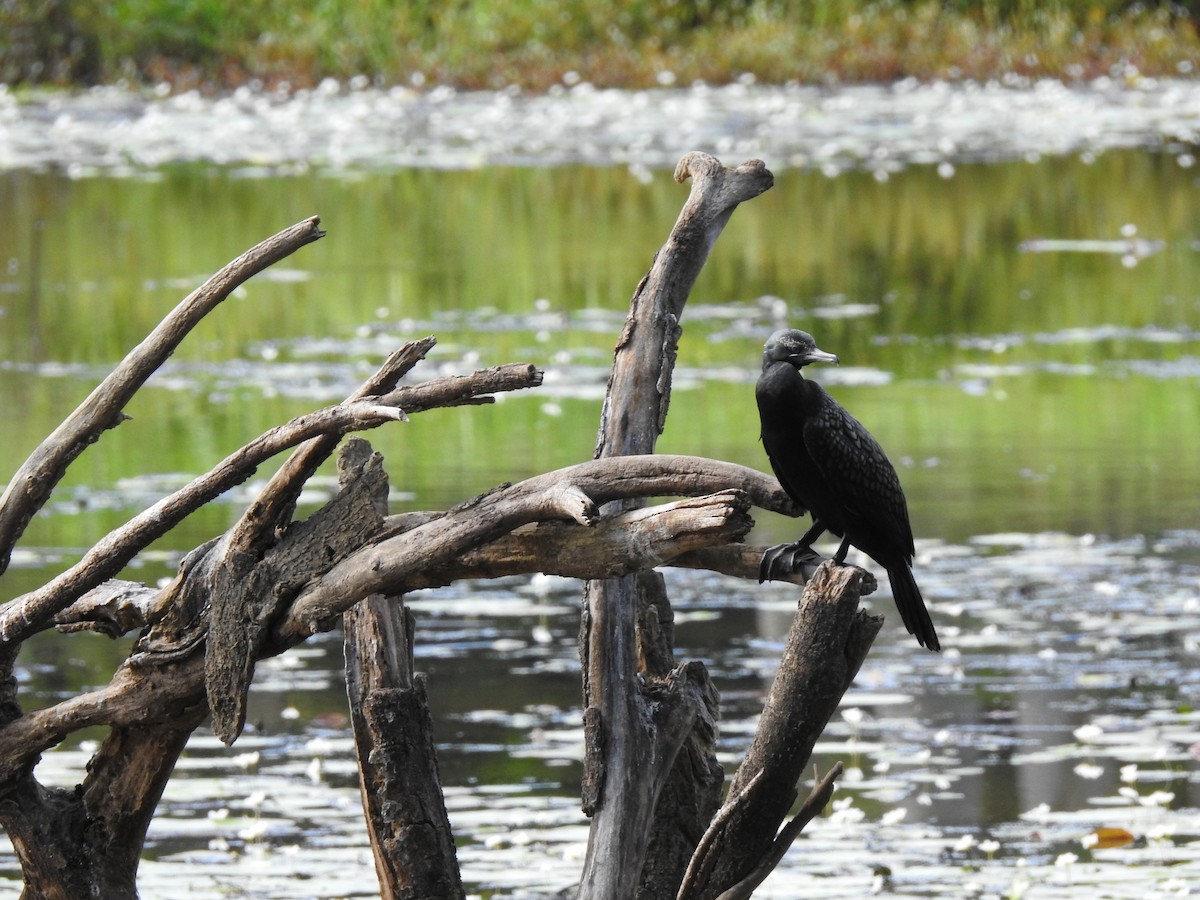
<box><xmin>797</xmin><ymin>348</ymin><xmax>840</xmax><ymax>366</ymax></box>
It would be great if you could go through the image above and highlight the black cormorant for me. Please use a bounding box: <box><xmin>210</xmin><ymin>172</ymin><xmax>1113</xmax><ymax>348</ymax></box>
<box><xmin>755</xmin><ymin>328</ymin><xmax>939</xmax><ymax>651</ymax></box>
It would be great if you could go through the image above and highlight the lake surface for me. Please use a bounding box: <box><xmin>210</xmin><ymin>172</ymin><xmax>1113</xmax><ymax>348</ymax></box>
<box><xmin>2</xmin><ymin>81</ymin><xmax>1200</xmax><ymax>897</ymax></box>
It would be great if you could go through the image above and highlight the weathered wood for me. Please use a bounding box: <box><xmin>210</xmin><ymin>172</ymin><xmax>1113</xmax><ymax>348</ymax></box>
<box><xmin>226</xmin><ymin>336</ymin><xmax>437</xmax><ymax>557</ymax></box>
<box><xmin>0</xmin><ymin>684</ymin><xmax>204</xmax><ymax>898</ymax></box>
<box><xmin>77</xmin><ymin>719</ymin><xmax>203</xmax><ymax>898</ymax></box>
<box><xmin>634</xmin><ymin>571</ymin><xmax>724</xmax><ymax>900</ymax></box>
<box><xmin>680</xmin><ymin>561</ymin><xmax>882</xmax><ymax>898</ymax></box>
<box><xmin>593</xmin><ymin>154</ymin><xmax>775</xmax><ymax>460</ymax></box>
<box><xmin>53</xmin><ymin>579</ymin><xmax>161</xmax><ymax>637</ymax></box>
<box><xmin>670</xmin><ymin>544</ymin><xmax>836</xmax><ymax>589</ymax></box>
<box><xmin>0</xmin><ymin>359</ymin><xmax>543</xmax><ymax>648</ymax></box>
<box><xmin>702</xmin><ymin>762</ymin><xmax>843</xmax><ymax>900</ymax></box>
<box><xmin>406</xmin><ymin>490</ymin><xmax>757</xmax><ymax>586</ymax></box>
<box><xmin>53</xmin><ymin>493</ymin><xmax>807</xmax><ymax>638</ymax></box>
<box><xmin>0</xmin><ymin>168</ymin><xmax>867</xmax><ymax>898</ymax></box>
<box><xmin>3</xmin><ymin>778</ymin><xmax>94</xmax><ymax>900</ymax></box>
<box><xmin>0</xmin><ymin>216</ymin><xmax>326</xmax><ymax>583</ymax></box>
<box><xmin>344</xmin><ymin>595</ymin><xmax>464</xmax><ymax>900</ymax></box>
<box><xmin>580</xmin><ymin>153</ymin><xmax>774</xmax><ymax>900</ymax></box>
<box><xmin>0</xmin><ymin>458</ymin><xmax>795</xmax><ymax>787</ymax></box>
<box><xmin>278</xmin><ymin>455</ymin><xmax>792</xmax><ymax>644</ymax></box>
<box><xmin>205</xmin><ymin>438</ymin><xmax>390</xmax><ymax>744</ymax></box>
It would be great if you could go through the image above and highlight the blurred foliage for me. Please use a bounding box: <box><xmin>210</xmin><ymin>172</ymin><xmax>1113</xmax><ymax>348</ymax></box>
<box><xmin>0</xmin><ymin>0</ymin><xmax>99</xmax><ymax>83</ymax></box>
<box><xmin>0</xmin><ymin>0</ymin><xmax>1198</xmax><ymax>89</ymax></box>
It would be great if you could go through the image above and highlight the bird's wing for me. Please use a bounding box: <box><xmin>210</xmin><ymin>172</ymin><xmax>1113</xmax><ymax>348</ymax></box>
<box><xmin>802</xmin><ymin>406</ymin><xmax>915</xmax><ymax>556</ymax></box>
<box><xmin>761</xmin><ymin>442</ymin><xmax>808</xmax><ymax>515</ymax></box>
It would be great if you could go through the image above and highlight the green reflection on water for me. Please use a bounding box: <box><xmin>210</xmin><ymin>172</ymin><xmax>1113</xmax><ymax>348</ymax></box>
<box><xmin>2</xmin><ymin>149</ymin><xmax>1199</xmax><ymax>569</ymax></box>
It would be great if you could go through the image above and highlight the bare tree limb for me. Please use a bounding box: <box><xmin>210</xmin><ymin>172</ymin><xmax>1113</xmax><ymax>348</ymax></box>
<box><xmin>710</xmin><ymin>762</ymin><xmax>843</xmax><ymax>900</ymax></box>
<box><xmin>0</xmin><ymin>452</ymin><xmax>790</xmax><ymax>779</ymax></box>
<box><xmin>345</xmin><ymin>594</ymin><xmax>465</xmax><ymax>900</ymax></box>
<box><xmin>51</xmin><ymin>467</ymin><xmax>800</xmax><ymax>639</ymax></box>
<box><xmin>683</xmin><ymin>562</ymin><xmax>882</xmax><ymax>898</ymax></box>
<box><xmin>676</xmin><ymin>770</ymin><xmax>767</xmax><ymax>900</ymax></box>
<box><xmin>225</xmin><ymin>336</ymin><xmax>437</xmax><ymax>556</ymax></box>
<box><xmin>581</xmin><ymin>153</ymin><xmax>774</xmax><ymax>900</ymax></box>
<box><xmin>0</xmin><ymin>216</ymin><xmax>326</xmax><ymax>579</ymax></box>
<box><xmin>277</xmin><ymin>455</ymin><xmax>789</xmax><ymax>643</ymax></box>
<box><xmin>205</xmin><ymin>337</ymin><xmax>434</xmax><ymax>745</ymax></box>
<box><xmin>593</xmin><ymin>154</ymin><xmax>774</xmax><ymax>461</ymax></box>
<box><xmin>53</xmin><ymin>581</ymin><xmax>161</xmax><ymax>637</ymax></box>
<box><xmin>53</xmin><ymin>537</ymin><xmax>809</xmax><ymax>639</ymax></box>
<box><xmin>0</xmin><ymin>362</ymin><xmax>544</xmax><ymax>646</ymax></box>
<box><xmin>670</xmin><ymin>545</ymin><xmax>833</xmax><ymax>588</ymax></box>
<box><xmin>637</xmin><ymin>654</ymin><xmax>724</xmax><ymax>896</ymax></box>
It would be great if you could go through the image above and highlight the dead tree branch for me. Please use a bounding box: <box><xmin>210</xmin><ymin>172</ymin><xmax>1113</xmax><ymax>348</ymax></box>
<box><xmin>345</xmin><ymin>594</ymin><xmax>465</xmax><ymax>900</ymax></box>
<box><xmin>205</xmin><ymin>438</ymin><xmax>392</xmax><ymax>744</ymax></box>
<box><xmin>50</xmin><ymin>461</ymin><xmax>800</xmax><ymax>640</ymax></box>
<box><xmin>0</xmin><ymin>358</ymin><xmax>542</xmax><ymax>647</ymax></box>
<box><xmin>710</xmin><ymin>762</ymin><xmax>843</xmax><ymax>900</ymax></box>
<box><xmin>226</xmin><ymin>335</ymin><xmax>437</xmax><ymax>557</ymax></box>
<box><xmin>204</xmin><ymin>339</ymin><xmax>442</xmax><ymax>744</ymax></box>
<box><xmin>0</xmin><ymin>216</ymin><xmax>326</xmax><ymax>580</ymax></box>
<box><xmin>341</xmin><ymin>433</ymin><xmax>463</xmax><ymax>898</ymax></box>
<box><xmin>581</xmin><ymin>153</ymin><xmax>774</xmax><ymax>900</ymax></box>
<box><xmin>0</xmin><ymin>450</ymin><xmax>793</xmax><ymax>782</ymax></box>
<box><xmin>277</xmin><ymin>454</ymin><xmax>790</xmax><ymax>644</ymax></box>
<box><xmin>681</xmin><ymin>562</ymin><xmax>882</xmax><ymax>898</ymax></box>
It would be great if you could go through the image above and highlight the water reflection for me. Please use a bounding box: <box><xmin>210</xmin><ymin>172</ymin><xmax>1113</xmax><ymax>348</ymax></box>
<box><xmin>4</xmin><ymin>151</ymin><xmax>1200</xmax><ymax>538</ymax></box>
<box><xmin>9</xmin><ymin>528</ymin><xmax>1200</xmax><ymax>896</ymax></box>
<box><xmin>2</xmin><ymin>141</ymin><xmax>1200</xmax><ymax>894</ymax></box>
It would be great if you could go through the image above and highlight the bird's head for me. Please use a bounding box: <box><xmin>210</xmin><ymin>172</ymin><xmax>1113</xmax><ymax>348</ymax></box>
<box><xmin>762</xmin><ymin>329</ymin><xmax>840</xmax><ymax>371</ymax></box>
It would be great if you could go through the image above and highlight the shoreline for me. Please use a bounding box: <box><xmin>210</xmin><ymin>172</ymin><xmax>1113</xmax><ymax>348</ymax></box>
<box><xmin>3</xmin><ymin>2</ymin><xmax>1199</xmax><ymax>95</ymax></box>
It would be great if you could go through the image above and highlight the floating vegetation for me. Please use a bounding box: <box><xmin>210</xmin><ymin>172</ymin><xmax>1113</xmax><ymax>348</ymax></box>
<box><xmin>7</xmin><ymin>528</ymin><xmax>1200</xmax><ymax>896</ymax></box>
<box><xmin>4</xmin><ymin>79</ymin><xmax>1200</xmax><ymax>175</ymax></box>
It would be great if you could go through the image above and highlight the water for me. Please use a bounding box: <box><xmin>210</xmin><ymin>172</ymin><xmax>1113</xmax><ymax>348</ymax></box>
<box><xmin>4</xmin><ymin>77</ymin><xmax>1200</xmax><ymax>173</ymax></box>
<box><xmin>2</xmin><ymin>82</ymin><xmax>1200</xmax><ymax>897</ymax></box>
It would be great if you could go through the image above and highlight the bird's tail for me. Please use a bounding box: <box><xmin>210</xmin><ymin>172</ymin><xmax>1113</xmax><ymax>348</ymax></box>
<box><xmin>888</xmin><ymin>563</ymin><xmax>940</xmax><ymax>652</ymax></box>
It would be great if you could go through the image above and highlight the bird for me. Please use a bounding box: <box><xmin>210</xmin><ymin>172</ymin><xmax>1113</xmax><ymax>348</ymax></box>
<box><xmin>755</xmin><ymin>328</ymin><xmax>939</xmax><ymax>651</ymax></box>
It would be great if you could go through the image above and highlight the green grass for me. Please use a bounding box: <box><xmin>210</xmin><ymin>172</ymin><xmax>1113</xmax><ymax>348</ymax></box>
<box><xmin>2</xmin><ymin>0</ymin><xmax>1199</xmax><ymax>90</ymax></box>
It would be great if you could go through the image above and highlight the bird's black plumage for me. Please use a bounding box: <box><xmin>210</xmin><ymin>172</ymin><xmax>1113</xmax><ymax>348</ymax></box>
<box><xmin>756</xmin><ymin>328</ymin><xmax>939</xmax><ymax>651</ymax></box>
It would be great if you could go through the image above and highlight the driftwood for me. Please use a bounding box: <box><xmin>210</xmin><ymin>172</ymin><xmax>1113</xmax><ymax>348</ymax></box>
<box><xmin>0</xmin><ymin>153</ymin><xmax>885</xmax><ymax>898</ymax></box>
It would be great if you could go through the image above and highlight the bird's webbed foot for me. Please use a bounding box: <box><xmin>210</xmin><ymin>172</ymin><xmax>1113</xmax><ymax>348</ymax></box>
<box><xmin>758</xmin><ymin>541</ymin><xmax>825</xmax><ymax>584</ymax></box>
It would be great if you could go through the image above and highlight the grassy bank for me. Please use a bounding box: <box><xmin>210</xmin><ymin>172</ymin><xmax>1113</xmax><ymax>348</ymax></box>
<box><xmin>3</xmin><ymin>0</ymin><xmax>1199</xmax><ymax>91</ymax></box>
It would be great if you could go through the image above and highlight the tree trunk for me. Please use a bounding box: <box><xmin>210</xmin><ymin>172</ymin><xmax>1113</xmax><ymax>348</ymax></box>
<box><xmin>344</xmin><ymin>595</ymin><xmax>464</xmax><ymax>900</ymax></box>
<box><xmin>579</xmin><ymin>153</ymin><xmax>775</xmax><ymax>899</ymax></box>
<box><xmin>679</xmin><ymin>562</ymin><xmax>882</xmax><ymax>899</ymax></box>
